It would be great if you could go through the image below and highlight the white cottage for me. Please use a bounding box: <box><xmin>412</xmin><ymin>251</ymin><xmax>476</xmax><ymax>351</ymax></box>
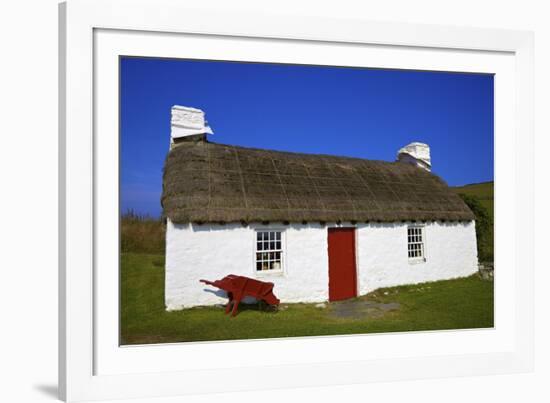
<box><xmin>162</xmin><ymin>106</ymin><xmax>478</xmax><ymax>310</ymax></box>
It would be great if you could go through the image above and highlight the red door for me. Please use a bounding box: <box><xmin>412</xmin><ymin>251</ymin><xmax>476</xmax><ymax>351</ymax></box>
<box><xmin>327</xmin><ymin>228</ymin><xmax>357</xmax><ymax>301</ymax></box>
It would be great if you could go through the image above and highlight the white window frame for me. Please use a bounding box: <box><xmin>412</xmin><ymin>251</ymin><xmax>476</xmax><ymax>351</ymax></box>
<box><xmin>407</xmin><ymin>225</ymin><xmax>426</xmax><ymax>263</ymax></box>
<box><xmin>253</xmin><ymin>228</ymin><xmax>286</xmax><ymax>276</ymax></box>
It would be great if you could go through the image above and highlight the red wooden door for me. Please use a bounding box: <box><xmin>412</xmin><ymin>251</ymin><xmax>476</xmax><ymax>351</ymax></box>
<box><xmin>327</xmin><ymin>228</ymin><xmax>357</xmax><ymax>302</ymax></box>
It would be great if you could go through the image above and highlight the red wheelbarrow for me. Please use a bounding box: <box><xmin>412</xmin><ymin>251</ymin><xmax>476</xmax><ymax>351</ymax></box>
<box><xmin>200</xmin><ymin>275</ymin><xmax>280</xmax><ymax>317</ymax></box>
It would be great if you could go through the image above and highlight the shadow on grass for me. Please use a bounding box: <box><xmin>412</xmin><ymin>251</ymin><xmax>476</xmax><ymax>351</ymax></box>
<box><xmin>220</xmin><ymin>301</ymin><xmax>280</xmax><ymax>316</ymax></box>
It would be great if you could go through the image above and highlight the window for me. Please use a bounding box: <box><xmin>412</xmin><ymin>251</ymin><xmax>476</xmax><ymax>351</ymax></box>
<box><xmin>407</xmin><ymin>226</ymin><xmax>425</xmax><ymax>260</ymax></box>
<box><xmin>255</xmin><ymin>230</ymin><xmax>283</xmax><ymax>271</ymax></box>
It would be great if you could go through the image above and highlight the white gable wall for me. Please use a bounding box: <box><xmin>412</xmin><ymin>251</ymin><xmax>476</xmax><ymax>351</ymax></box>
<box><xmin>165</xmin><ymin>220</ymin><xmax>478</xmax><ymax>310</ymax></box>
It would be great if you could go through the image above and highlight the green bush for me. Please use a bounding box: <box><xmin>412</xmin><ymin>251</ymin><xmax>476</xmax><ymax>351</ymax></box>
<box><xmin>458</xmin><ymin>193</ymin><xmax>493</xmax><ymax>262</ymax></box>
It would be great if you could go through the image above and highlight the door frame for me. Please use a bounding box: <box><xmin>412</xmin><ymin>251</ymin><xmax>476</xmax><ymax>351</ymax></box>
<box><xmin>327</xmin><ymin>226</ymin><xmax>359</xmax><ymax>301</ymax></box>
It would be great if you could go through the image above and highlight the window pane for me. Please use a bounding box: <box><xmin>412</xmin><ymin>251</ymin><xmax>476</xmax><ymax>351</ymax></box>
<box><xmin>408</xmin><ymin>227</ymin><xmax>425</xmax><ymax>260</ymax></box>
<box><xmin>255</xmin><ymin>231</ymin><xmax>284</xmax><ymax>270</ymax></box>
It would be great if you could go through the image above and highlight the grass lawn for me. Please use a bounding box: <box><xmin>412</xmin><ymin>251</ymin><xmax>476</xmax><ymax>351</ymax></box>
<box><xmin>121</xmin><ymin>253</ymin><xmax>494</xmax><ymax>345</ymax></box>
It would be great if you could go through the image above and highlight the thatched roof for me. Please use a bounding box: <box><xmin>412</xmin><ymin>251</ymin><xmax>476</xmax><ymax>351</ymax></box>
<box><xmin>162</xmin><ymin>141</ymin><xmax>474</xmax><ymax>224</ymax></box>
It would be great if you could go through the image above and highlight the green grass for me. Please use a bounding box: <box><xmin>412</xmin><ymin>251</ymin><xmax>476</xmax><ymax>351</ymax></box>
<box><xmin>121</xmin><ymin>253</ymin><xmax>494</xmax><ymax>345</ymax></box>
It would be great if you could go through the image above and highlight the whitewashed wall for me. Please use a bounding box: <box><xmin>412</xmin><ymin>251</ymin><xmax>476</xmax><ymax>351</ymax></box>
<box><xmin>355</xmin><ymin>221</ymin><xmax>478</xmax><ymax>295</ymax></box>
<box><xmin>165</xmin><ymin>221</ymin><xmax>330</xmax><ymax>309</ymax></box>
<box><xmin>165</xmin><ymin>220</ymin><xmax>478</xmax><ymax>310</ymax></box>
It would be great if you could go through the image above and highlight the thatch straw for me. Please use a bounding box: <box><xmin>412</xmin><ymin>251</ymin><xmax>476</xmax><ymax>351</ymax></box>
<box><xmin>161</xmin><ymin>141</ymin><xmax>475</xmax><ymax>224</ymax></box>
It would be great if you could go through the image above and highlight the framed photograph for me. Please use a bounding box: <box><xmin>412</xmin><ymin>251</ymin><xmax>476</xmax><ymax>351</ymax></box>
<box><xmin>59</xmin><ymin>0</ymin><xmax>534</xmax><ymax>401</ymax></box>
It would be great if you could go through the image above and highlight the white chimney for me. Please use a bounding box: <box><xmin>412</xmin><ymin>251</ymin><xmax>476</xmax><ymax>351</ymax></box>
<box><xmin>170</xmin><ymin>105</ymin><xmax>213</xmax><ymax>142</ymax></box>
<box><xmin>397</xmin><ymin>142</ymin><xmax>431</xmax><ymax>171</ymax></box>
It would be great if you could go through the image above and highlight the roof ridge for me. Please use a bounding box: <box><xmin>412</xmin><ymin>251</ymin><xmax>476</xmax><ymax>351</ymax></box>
<box><xmin>172</xmin><ymin>140</ymin><xmax>399</xmax><ymax>167</ymax></box>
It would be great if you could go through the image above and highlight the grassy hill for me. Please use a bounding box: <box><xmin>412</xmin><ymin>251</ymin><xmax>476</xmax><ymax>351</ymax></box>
<box><xmin>453</xmin><ymin>181</ymin><xmax>494</xmax><ymax>217</ymax></box>
<box><xmin>453</xmin><ymin>181</ymin><xmax>494</xmax><ymax>262</ymax></box>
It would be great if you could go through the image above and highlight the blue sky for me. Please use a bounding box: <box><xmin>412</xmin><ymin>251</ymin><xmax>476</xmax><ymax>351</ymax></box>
<box><xmin>120</xmin><ymin>57</ymin><xmax>494</xmax><ymax>218</ymax></box>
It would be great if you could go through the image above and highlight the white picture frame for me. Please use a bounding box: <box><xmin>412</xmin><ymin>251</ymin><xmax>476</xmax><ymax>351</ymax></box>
<box><xmin>59</xmin><ymin>0</ymin><xmax>534</xmax><ymax>401</ymax></box>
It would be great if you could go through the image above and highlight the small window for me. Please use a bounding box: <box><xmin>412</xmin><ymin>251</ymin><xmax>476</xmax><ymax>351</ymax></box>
<box><xmin>255</xmin><ymin>230</ymin><xmax>283</xmax><ymax>271</ymax></box>
<box><xmin>407</xmin><ymin>226</ymin><xmax>425</xmax><ymax>261</ymax></box>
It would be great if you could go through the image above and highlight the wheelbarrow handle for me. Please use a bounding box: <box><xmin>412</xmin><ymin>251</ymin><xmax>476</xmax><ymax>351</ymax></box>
<box><xmin>199</xmin><ymin>279</ymin><xmax>216</xmax><ymax>286</ymax></box>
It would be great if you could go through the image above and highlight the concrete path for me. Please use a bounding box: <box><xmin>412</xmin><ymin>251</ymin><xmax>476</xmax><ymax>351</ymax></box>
<box><xmin>329</xmin><ymin>300</ymin><xmax>400</xmax><ymax>319</ymax></box>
